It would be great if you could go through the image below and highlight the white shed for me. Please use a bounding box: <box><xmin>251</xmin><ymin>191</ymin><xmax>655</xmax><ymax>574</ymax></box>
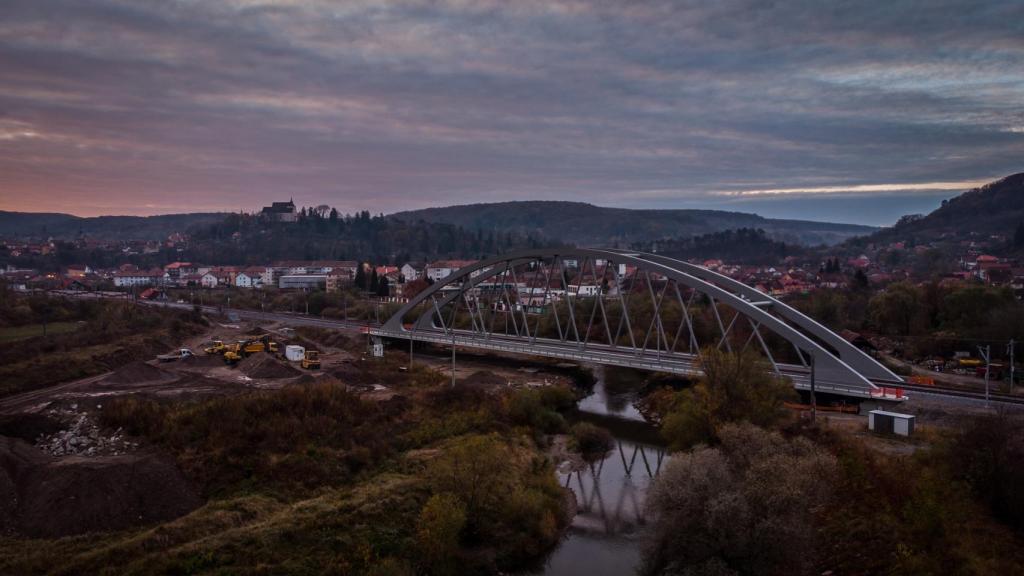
<box><xmin>868</xmin><ymin>410</ymin><xmax>915</xmax><ymax>437</ymax></box>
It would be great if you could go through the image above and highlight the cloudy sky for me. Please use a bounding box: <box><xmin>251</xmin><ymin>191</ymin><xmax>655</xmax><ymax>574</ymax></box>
<box><xmin>1</xmin><ymin>0</ymin><xmax>1022</xmax><ymax>224</ymax></box>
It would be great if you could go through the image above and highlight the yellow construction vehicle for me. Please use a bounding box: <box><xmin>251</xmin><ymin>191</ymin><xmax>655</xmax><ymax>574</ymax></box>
<box><xmin>241</xmin><ymin>340</ymin><xmax>265</xmax><ymax>355</ymax></box>
<box><xmin>204</xmin><ymin>339</ymin><xmax>225</xmax><ymax>354</ymax></box>
<box><xmin>256</xmin><ymin>334</ymin><xmax>279</xmax><ymax>354</ymax></box>
<box><xmin>302</xmin><ymin>350</ymin><xmax>321</xmax><ymax>370</ymax></box>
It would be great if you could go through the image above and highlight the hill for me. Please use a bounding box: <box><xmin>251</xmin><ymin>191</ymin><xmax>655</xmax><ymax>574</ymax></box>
<box><xmin>0</xmin><ymin>212</ymin><xmax>226</xmax><ymax>241</ymax></box>
<box><xmin>391</xmin><ymin>201</ymin><xmax>875</xmax><ymax>246</ymax></box>
<box><xmin>857</xmin><ymin>173</ymin><xmax>1024</xmax><ymax>248</ymax></box>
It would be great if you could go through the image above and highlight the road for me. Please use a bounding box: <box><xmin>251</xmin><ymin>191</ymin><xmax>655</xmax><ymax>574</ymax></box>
<box><xmin>0</xmin><ymin>372</ymin><xmax>113</xmax><ymax>415</ymax></box>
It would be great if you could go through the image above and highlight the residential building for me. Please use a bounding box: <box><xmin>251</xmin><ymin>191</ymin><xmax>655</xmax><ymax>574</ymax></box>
<box><xmin>113</xmin><ymin>268</ymin><xmax>162</xmax><ymax>288</ymax></box>
<box><xmin>236</xmin><ymin>267</ymin><xmax>265</xmax><ymax>288</ymax></box>
<box><xmin>400</xmin><ymin>262</ymin><xmax>424</xmax><ymax>281</ymax></box>
<box><xmin>426</xmin><ymin>260</ymin><xmax>478</xmax><ymax>281</ymax></box>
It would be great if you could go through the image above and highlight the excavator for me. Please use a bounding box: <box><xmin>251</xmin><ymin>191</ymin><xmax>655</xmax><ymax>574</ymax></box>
<box><xmin>221</xmin><ymin>335</ymin><xmax>282</xmax><ymax>365</ymax></box>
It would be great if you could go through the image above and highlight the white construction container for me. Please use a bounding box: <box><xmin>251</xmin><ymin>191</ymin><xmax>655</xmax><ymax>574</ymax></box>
<box><xmin>868</xmin><ymin>410</ymin><xmax>915</xmax><ymax>437</ymax></box>
<box><xmin>285</xmin><ymin>345</ymin><xmax>306</xmax><ymax>362</ymax></box>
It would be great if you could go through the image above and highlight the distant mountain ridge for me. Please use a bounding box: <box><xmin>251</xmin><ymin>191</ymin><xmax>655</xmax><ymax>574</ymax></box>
<box><xmin>0</xmin><ymin>211</ymin><xmax>226</xmax><ymax>241</ymax></box>
<box><xmin>391</xmin><ymin>201</ymin><xmax>876</xmax><ymax>246</ymax></box>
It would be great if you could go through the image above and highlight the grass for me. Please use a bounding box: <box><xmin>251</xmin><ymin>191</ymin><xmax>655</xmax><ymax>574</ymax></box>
<box><xmin>0</xmin><ymin>321</ymin><xmax>82</xmax><ymax>343</ymax></box>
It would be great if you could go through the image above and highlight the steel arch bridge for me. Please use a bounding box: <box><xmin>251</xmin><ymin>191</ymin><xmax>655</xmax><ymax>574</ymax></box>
<box><xmin>372</xmin><ymin>249</ymin><xmax>904</xmax><ymax>400</ymax></box>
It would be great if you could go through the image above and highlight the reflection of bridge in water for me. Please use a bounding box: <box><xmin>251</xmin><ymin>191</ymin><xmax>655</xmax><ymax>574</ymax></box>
<box><xmin>563</xmin><ymin>440</ymin><xmax>667</xmax><ymax>536</ymax></box>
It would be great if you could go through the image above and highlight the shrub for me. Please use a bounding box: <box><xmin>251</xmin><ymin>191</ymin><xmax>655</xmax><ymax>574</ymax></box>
<box><xmin>945</xmin><ymin>412</ymin><xmax>1024</xmax><ymax>530</ymax></box>
<box><xmin>506</xmin><ymin>387</ymin><xmax>570</xmax><ymax>433</ymax></box>
<box><xmin>426</xmin><ymin>434</ymin><xmax>566</xmax><ymax>570</ymax></box>
<box><xmin>643</xmin><ymin>424</ymin><xmax>836</xmax><ymax>576</ymax></box>
<box><xmin>416</xmin><ymin>493</ymin><xmax>466</xmax><ymax>576</ymax></box>
<box><xmin>570</xmin><ymin>422</ymin><xmax>613</xmax><ymax>460</ymax></box>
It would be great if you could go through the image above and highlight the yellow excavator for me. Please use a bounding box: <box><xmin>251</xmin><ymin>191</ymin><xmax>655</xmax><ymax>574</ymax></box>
<box><xmin>218</xmin><ymin>335</ymin><xmax>280</xmax><ymax>365</ymax></box>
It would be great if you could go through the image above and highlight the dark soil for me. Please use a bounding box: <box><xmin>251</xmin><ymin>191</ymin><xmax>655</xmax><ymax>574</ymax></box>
<box><xmin>240</xmin><ymin>355</ymin><xmax>301</xmax><ymax>379</ymax></box>
<box><xmin>0</xmin><ymin>437</ymin><xmax>202</xmax><ymax>537</ymax></box>
<box><xmin>180</xmin><ymin>353</ymin><xmax>225</xmax><ymax>368</ymax></box>
<box><xmin>103</xmin><ymin>361</ymin><xmax>172</xmax><ymax>385</ymax></box>
<box><xmin>0</xmin><ymin>414</ymin><xmax>62</xmax><ymax>443</ymax></box>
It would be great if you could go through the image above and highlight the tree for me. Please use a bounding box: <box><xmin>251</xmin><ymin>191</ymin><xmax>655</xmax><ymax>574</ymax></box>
<box><xmin>660</xmin><ymin>348</ymin><xmax>797</xmax><ymax>450</ymax></box>
<box><xmin>853</xmin><ymin>268</ymin><xmax>869</xmax><ymax>290</ymax></box>
<box><xmin>643</xmin><ymin>424</ymin><xmax>837</xmax><ymax>576</ymax></box>
<box><xmin>376</xmin><ymin>275</ymin><xmax>390</xmax><ymax>297</ymax></box>
<box><xmin>867</xmin><ymin>282</ymin><xmax>925</xmax><ymax>336</ymax></box>
<box><xmin>354</xmin><ymin>263</ymin><xmax>367</xmax><ymax>292</ymax></box>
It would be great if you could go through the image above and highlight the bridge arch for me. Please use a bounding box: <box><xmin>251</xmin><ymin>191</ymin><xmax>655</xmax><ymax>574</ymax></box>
<box><xmin>377</xmin><ymin>249</ymin><xmax>901</xmax><ymax>398</ymax></box>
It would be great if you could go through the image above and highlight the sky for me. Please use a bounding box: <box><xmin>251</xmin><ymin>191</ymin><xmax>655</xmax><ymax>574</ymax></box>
<box><xmin>1</xmin><ymin>0</ymin><xmax>1022</xmax><ymax>226</ymax></box>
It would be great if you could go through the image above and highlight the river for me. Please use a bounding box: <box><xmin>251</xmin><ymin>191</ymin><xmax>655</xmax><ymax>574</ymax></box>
<box><xmin>532</xmin><ymin>365</ymin><xmax>669</xmax><ymax>576</ymax></box>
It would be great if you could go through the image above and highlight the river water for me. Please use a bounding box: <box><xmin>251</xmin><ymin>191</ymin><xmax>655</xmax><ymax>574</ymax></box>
<box><xmin>533</xmin><ymin>365</ymin><xmax>669</xmax><ymax>576</ymax></box>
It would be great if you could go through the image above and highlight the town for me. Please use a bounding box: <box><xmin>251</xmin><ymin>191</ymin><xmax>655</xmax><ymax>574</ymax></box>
<box><xmin>4</xmin><ymin>2</ymin><xmax>1024</xmax><ymax>575</ymax></box>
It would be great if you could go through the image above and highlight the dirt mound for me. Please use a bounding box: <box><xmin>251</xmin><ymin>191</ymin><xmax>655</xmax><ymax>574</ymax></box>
<box><xmin>240</xmin><ymin>354</ymin><xmax>301</xmax><ymax>379</ymax></box>
<box><xmin>0</xmin><ymin>437</ymin><xmax>201</xmax><ymax>537</ymax></box>
<box><xmin>246</xmin><ymin>324</ymin><xmax>268</xmax><ymax>335</ymax></box>
<box><xmin>104</xmin><ymin>361</ymin><xmax>172</xmax><ymax>385</ymax></box>
<box><xmin>180</xmin><ymin>353</ymin><xmax>224</xmax><ymax>368</ymax></box>
<box><xmin>458</xmin><ymin>370</ymin><xmax>508</xmax><ymax>388</ymax></box>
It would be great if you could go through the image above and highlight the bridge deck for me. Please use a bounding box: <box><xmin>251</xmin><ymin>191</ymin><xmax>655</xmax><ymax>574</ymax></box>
<box><xmin>370</xmin><ymin>327</ymin><xmax>902</xmax><ymax>400</ymax></box>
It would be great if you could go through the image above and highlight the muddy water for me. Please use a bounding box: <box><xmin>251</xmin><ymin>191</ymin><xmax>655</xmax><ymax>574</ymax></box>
<box><xmin>533</xmin><ymin>365</ymin><xmax>668</xmax><ymax>576</ymax></box>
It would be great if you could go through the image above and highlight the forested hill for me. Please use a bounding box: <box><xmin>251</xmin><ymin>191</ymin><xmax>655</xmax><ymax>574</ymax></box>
<box><xmin>0</xmin><ymin>211</ymin><xmax>225</xmax><ymax>241</ymax></box>
<box><xmin>391</xmin><ymin>201</ymin><xmax>876</xmax><ymax>246</ymax></box>
<box><xmin>630</xmin><ymin>228</ymin><xmax>801</xmax><ymax>265</ymax></box>
<box><xmin>844</xmin><ymin>172</ymin><xmax>1024</xmax><ymax>253</ymax></box>
<box><xmin>184</xmin><ymin>211</ymin><xmax>556</xmax><ymax>265</ymax></box>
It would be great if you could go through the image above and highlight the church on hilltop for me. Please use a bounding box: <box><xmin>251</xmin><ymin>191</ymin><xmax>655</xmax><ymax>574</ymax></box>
<box><xmin>260</xmin><ymin>199</ymin><xmax>297</xmax><ymax>223</ymax></box>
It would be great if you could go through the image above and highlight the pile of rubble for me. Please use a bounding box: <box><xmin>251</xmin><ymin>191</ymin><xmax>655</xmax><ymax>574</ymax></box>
<box><xmin>35</xmin><ymin>406</ymin><xmax>138</xmax><ymax>457</ymax></box>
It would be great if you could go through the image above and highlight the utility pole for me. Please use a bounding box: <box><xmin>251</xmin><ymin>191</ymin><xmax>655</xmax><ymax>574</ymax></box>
<box><xmin>451</xmin><ymin>325</ymin><xmax>457</xmax><ymax>387</ymax></box>
<box><xmin>979</xmin><ymin>344</ymin><xmax>991</xmax><ymax>404</ymax></box>
<box><xmin>809</xmin><ymin>354</ymin><xmax>817</xmax><ymax>424</ymax></box>
<box><xmin>1009</xmin><ymin>339</ymin><xmax>1016</xmax><ymax>395</ymax></box>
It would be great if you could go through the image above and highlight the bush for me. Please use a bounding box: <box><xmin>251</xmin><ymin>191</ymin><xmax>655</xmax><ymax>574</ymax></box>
<box><xmin>643</xmin><ymin>424</ymin><xmax>836</xmax><ymax>576</ymax></box>
<box><xmin>100</xmin><ymin>381</ymin><xmax>393</xmax><ymax>496</ymax></box>
<box><xmin>946</xmin><ymin>412</ymin><xmax>1024</xmax><ymax>530</ymax></box>
<box><xmin>505</xmin><ymin>386</ymin><xmax>573</xmax><ymax>433</ymax></box>
<box><xmin>416</xmin><ymin>493</ymin><xmax>466</xmax><ymax>576</ymax></box>
<box><xmin>570</xmin><ymin>422</ymin><xmax>613</xmax><ymax>460</ymax></box>
<box><xmin>426</xmin><ymin>434</ymin><xmax>566</xmax><ymax>571</ymax></box>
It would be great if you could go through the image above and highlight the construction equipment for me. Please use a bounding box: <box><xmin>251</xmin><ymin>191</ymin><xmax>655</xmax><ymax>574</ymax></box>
<box><xmin>204</xmin><ymin>340</ymin><xmax>225</xmax><ymax>354</ymax></box>
<box><xmin>302</xmin><ymin>350</ymin><xmax>321</xmax><ymax>370</ymax></box>
<box><xmin>158</xmin><ymin>348</ymin><xmax>194</xmax><ymax>362</ymax></box>
<box><xmin>241</xmin><ymin>340</ymin><xmax>265</xmax><ymax>355</ymax></box>
<box><xmin>256</xmin><ymin>334</ymin><xmax>279</xmax><ymax>353</ymax></box>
